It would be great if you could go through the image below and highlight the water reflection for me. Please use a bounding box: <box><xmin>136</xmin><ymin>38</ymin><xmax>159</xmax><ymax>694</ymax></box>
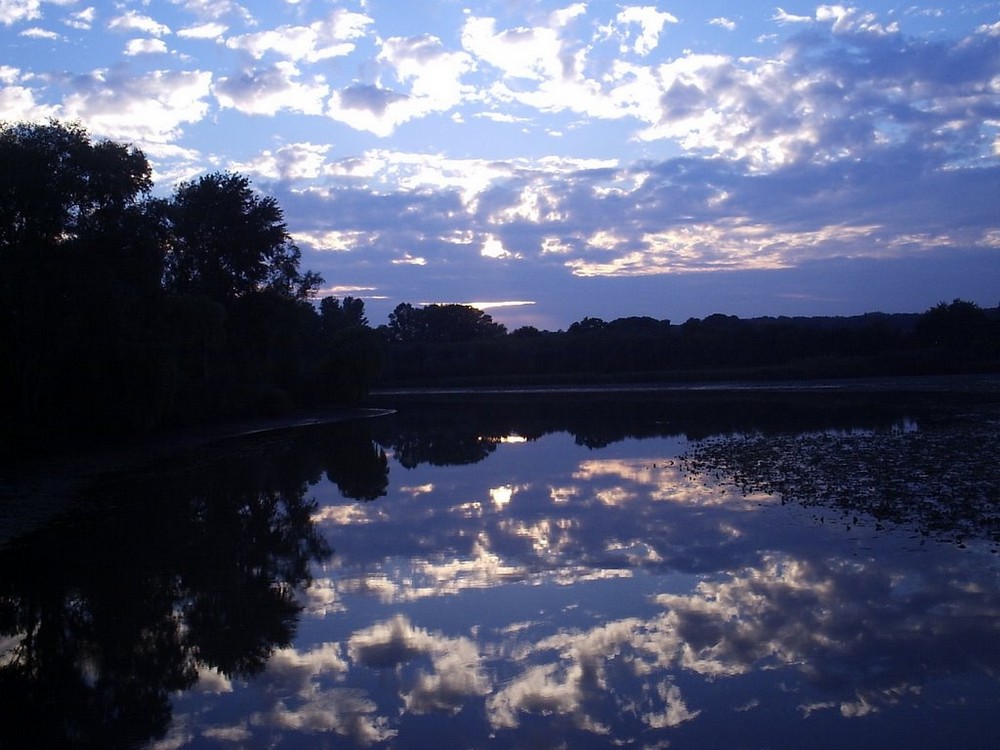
<box><xmin>3</xmin><ymin>390</ymin><xmax>999</xmax><ymax>749</ymax></box>
<box><xmin>0</xmin><ymin>423</ymin><xmax>386</xmax><ymax>749</ymax></box>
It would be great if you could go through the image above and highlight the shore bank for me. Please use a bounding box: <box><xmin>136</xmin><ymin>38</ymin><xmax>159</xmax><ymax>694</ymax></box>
<box><xmin>1</xmin><ymin>407</ymin><xmax>394</xmax><ymax>545</ymax></box>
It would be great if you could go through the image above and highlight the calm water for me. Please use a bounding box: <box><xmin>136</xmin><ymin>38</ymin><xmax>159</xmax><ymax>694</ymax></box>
<box><xmin>2</xmin><ymin>387</ymin><xmax>999</xmax><ymax>749</ymax></box>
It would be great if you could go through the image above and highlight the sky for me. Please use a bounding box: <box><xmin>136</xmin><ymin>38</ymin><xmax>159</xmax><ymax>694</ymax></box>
<box><xmin>2</xmin><ymin>1</ymin><xmax>999</xmax><ymax>330</ymax></box>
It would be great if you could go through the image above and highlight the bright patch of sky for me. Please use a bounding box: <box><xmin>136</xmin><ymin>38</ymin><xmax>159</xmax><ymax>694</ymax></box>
<box><xmin>2</xmin><ymin>0</ymin><xmax>998</xmax><ymax>329</ymax></box>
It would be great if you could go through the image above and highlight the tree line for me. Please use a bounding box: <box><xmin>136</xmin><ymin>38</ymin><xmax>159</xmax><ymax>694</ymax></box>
<box><xmin>3</xmin><ymin>121</ymin><xmax>996</xmax><ymax>454</ymax></box>
<box><xmin>375</xmin><ymin>299</ymin><xmax>1000</xmax><ymax>386</ymax></box>
<box><xmin>1</xmin><ymin>121</ymin><xmax>380</xmax><ymax>455</ymax></box>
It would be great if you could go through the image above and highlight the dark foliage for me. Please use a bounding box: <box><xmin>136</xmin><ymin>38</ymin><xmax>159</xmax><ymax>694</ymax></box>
<box><xmin>382</xmin><ymin>302</ymin><xmax>506</xmax><ymax>342</ymax></box>
<box><xmin>377</xmin><ymin>303</ymin><xmax>999</xmax><ymax>386</ymax></box>
<box><xmin>0</xmin><ymin>121</ymin><xmax>380</xmax><ymax>457</ymax></box>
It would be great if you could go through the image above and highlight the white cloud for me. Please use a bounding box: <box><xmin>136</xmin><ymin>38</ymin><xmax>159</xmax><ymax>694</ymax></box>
<box><xmin>0</xmin><ymin>0</ymin><xmax>41</xmax><ymax>25</ymax></box>
<box><xmin>19</xmin><ymin>25</ymin><xmax>58</xmax><ymax>39</ymax></box>
<box><xmin>124</xmin><ymin>38</ymin><xmax>169</xmax><ymax>56</ymax></box>
<box><xmin>65</xmin><ymin>6</ymin><xmax>95</xmax><ymax>30</ymax></box>
<box><xmin>177</xmin><ymin>21</ymin><xmax>227</xmax><ymax>39</ymax></box>
<box><xmin>347</xmin><ymin>615</ymin><xmax>490</xmax><ymax>714</ymax></box>
<box><xmin>612</xmin><ymin>6</ymin><xmax>679</xmax><ymax>56</ymax></box>
<box><xmin>224</xmin><ymin>9</ymin><xmax>371</xmax><ymax>63</ymax></box>
<box><xmin>551</xmin><ymin>2</ymin><xmax>587</xmax><ymax>27</ymax></box>
<box><xmin>108</xmin><ymin>10</ymin><xmax>171</xmax><ymax>37</ymax></box>
<box><xmin>215</xmin><ymin>61</ymin><xmax>329</xmax><ymax>115</ymax></box>
<box><xmin>710</xmin><ymin>17</ymin><xmax>737</xmax><ymax>32</ymax></box>
<box><xmin>0</xmin><ymin>82</ymin><xmax>56</xmax><ymax>120</ymax></box>
<box><xmin>0</xmin><ymin>65</ymin><xmax>57</xmax><ymax>120</ymax></box>
<box><xmin>461</xmin><ymin>15</ymin><xmax>565</xmax><ymax>82</ymax></box>
<box><xmin>481</xmin><ymin>235</ymin><xmax>514</xmax><ymax>259</ymax></box>
<box><xmin>404</xmin><ymin>647</ymin><xmax>491</xmax><ymax>714</ymax></box>
<box><xmin>251</xmin><ymin>688</ymin><xmax>395</xmax><ymax>744</ymax></box>
<box><xmin>248</xmin><ymin>643</ymin><xmax>395</xmax><ymax>745</ymax></box>
<box><xmin>487</xmin><ymin>662</ymin><xmax>584</xmax><ymax>729</ymax></box>
<box><xmin>772</xmin><ymin>7</ymin><xmax>812</xmax><ymax>25</ymax></box>
<box><xmin>324</xmin><ymin>33</ymin><xmax>477</xmax><ymax>135</ymax></box>
<box><xmin>230</xmin><ymin>141</ymin><xmax>332</xmax><ymax>181</ymax></box>
<box><xmin>62</xmin><ymin>68</ymin><xmax>213</xmax><ymax>143</ymax></box>
<box><xmin>977</xmin><ymin>21</ymin><xmax>1000</xmax><ymax>37</ymax></box>
<box><xmin>169</xmin><ymin>0</ymin><xmax>251</xmax><ymax>23</ymax></box>
<box><xmin>326</xmin><ymin>83</ymin><xmax>409</xmax><ymax>137</ymax></box>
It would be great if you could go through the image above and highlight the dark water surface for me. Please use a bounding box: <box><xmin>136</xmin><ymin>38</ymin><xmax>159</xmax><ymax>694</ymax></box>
<box><xmin>2</xmin><ymin>383</ymin><xmax>999</xmax><ymax>748</ymax></box>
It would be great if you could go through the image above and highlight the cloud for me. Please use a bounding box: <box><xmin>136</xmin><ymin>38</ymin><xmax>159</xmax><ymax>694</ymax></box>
<box><xmin>231</xmin><ymin>141</ymin><xmax>332</xmax><ymax>181</ymax></box>
<box><xmin>461</xmin><ymin>15</ymin><xmax>565</xmax><ymax>82</ymax></box>
<box><xmin>608</xmin><ymin>6</ymin><xmax>679</xmax><ymax>56</ymax></box>
<box><xmin>224</xmin><ymin>9</ymin><xmax>371</xmax><ymax>62</ymax></box>
<box><xmin>0</xmin><ymin>0</ymin><xmax>41</xmax><ymax>26</ymax></box>
<box><xmin>124</xmin><ymin>38</ymin><xmax>169</xmax><ymax>56</ymax></box>
<box><xmin>214</xmin><ymin>61</ymin><xmax>328</xmax><ymax>115</ymax></box>
<box><xmin>772</xmin><ymin>7</ymin><xmax>812</xmax><ymax>25</ymax></box>
<box><xmin>327</xmin><ymin>84</ymin><xmax>409</xmax><ymax>135</ymax></box>
<box><xmin>65</xmin><ymin>6</ymin><xmax>95</xmax><ymax>30</ymax></box>
<box><xmin>627</xmin><ymin>25</ymin><xmax>1000</xmax><ymax>170</ymax></box>
<box><xmin>347</xmin><ymin>615</ymin><xmax>490</xmax><ymax>714</ymax></box>
<box><xmin>19</xmin><ymin>25</ymin><xmax>58</xmax><ymax>40</ymax></box>
<box><xmin>108</xmin><ymin>10</ymin><xmax>171</xmax><ymax>37</ymax></box>
<box><xmin>177</xmin><ymin>21</ymin><xmax>227</xmax><ymax>39</ymax></box>
<box><xmin>272</xmin><ymin>135</ymin><xmax>998</xmax><ymax>307</ymax></box>
<box><xmin>243</xmin><ymin>641</ymin><xmax>397</xmax><ymax>743</ymax></box>
<box><xmin>61</xmin><ymin>68</ymin><xmax>213</xmax><ymax>143</ymax></box>
<box><xmin>978</xmin><ymin>21</ymin><xmax>1000</xmax><ymax>37</ymax></box>
<box><xmin>374</xmin><ymin>35</ymin><xmax>475</xmax><ymax>121</ymax></box>
<box><xmin>251</xmin><ymin>689</ymin><xmax>395</xmax><ymax>745</ymax></box>
<box><xmin>710</xmin><ymin>17</ymin><xmax>737</xmax><ymax>32</ymax></box>
<box><xmin>321</xmin><ymin>30</ymin><xmax>482</xmax><ymax>138</ymax></box>
<box><xmin>169</xmin><ymin>0</ymin><xmax>251</xmax><ymax>23</ymax></box>
<box><xmin>0</xmin><ymin>65</ymin><xmax>57</xmax><ymax>120</ymax></box>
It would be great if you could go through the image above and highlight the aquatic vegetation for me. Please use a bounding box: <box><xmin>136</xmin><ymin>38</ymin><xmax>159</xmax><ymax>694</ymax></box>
<box><xmin>681</xmin><ymin>415</ymin><xmax>1000</xmax><ymax>546</ymax></box>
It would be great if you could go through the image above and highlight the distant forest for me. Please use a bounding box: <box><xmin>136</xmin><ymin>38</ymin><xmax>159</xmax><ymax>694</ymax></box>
<box><xmin>2</xmin><ymin>121</ymin><xmax>997</xmax><ymax>455</ymax></box>
<box><xmin>373</xmin><ymin>299</ymin><xmax>1000</xmax><ymax>386</ymax></box>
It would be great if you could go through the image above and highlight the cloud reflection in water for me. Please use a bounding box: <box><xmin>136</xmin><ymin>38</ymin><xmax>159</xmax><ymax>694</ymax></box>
<box><xmin>156</xmin><ymin>408</ymin><xmax>999</xmax><ymax>748</ymax></box>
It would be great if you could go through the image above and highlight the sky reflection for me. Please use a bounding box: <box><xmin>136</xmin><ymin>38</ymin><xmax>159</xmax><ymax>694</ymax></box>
<box><xmin>151</xmin><ymin>415</ymin><xmax>1000</xmax><ymax>749</ymax></box>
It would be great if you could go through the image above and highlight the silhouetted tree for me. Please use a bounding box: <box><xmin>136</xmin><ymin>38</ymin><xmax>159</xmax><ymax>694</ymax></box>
<box><xmin>385</xmin><ymin>302</ymin><xmax>506</xmax><ymax>342</ymax></box>
<box><xmin>320</xmin><ymin>295</ymin><xmax>368</xmax><ymax>332</ymax></box>
<box><xmin>165</xmin><ymin>172</ymin><xmax>321</xmax><ymax>302</ymax></box>
<box><xmin>511</xmin><ymin>325</ymin><xmax>543</xmax><ymax>338</ymax></box>
<box><xmin>0</xmin><ymin>120</ymin><xmax>162</xmax><ymax>446</ymax></box>
<box><xmin>0</xmin><ymin>120</ymin><xmax>151</xmax><ymax>251</ymax></box>
<box><xmin>916</xmin><ymin>299</ymin><xmax>990</xmax><ymax>351</ymax></box>
<box><xmin>567</xmin><ymin>316</ymin><xmax>607</xmax><ymax>334</ymax></box>
<box><xmin>0</xmin><ymin>122</ymin><xmax>379</xmax><ymax>454</ymax></box>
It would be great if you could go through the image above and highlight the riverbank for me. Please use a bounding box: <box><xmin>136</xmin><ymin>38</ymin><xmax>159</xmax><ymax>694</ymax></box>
<box><xmin>1</xmin><ymin>407</ymin><xmax>394</xmax><ymax>545</ymax></box>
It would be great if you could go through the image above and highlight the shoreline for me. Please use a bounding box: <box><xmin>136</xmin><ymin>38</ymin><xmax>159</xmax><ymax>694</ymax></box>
<box><xmin>367</xmin><ymin>372</ymin><xmax>1000</xmax><ymax>398</ymax></box>
<box><xmin>1</xmin><ymin>407</ymin><xmax>394</xmax><ymax>546</ymax></box>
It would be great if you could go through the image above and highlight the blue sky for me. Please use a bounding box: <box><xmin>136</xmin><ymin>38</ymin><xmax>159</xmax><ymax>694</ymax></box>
<box><xmin>2</xmin><ymin>1</ymin><xmax>998</xmax><ymax>329</ymax></box>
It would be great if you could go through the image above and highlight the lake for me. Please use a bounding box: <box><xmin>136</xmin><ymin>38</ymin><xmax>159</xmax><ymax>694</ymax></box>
<box><xmin>2</xmin><ymin>380</ymin><xmax>999</xmax><ymax>749</ymax></box>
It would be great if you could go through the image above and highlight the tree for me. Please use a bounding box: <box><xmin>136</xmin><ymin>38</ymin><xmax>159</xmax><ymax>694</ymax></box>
<box><xmin>385</xmin><ymin>302</ymin><xmax>423</xmax><ymax>342</ymax></box>
<box><xmin>0</xmin><ymin>121</ymin><xmax>163</xmax><ymax>447</ymax></box>
<box><xmin>567</xmin><ymin>316</ymin><xmax>607</xmax><ymax>334</ymax></box>
<box><xmin>916</xmin><ymin>299</ymin><xmax>990</xmax><ymax>351</ymax></box>
<box><xmin>385</xmin><ymin>302</ymin><xmax>506</xmax><ymax>342</ymax></box>
<box><xmin>320</xmin><ymin>295</ymin><xmax>368</xmax><ymax>333</ymax></box>
<box><xmin>314</xmin><ymin>297</ymin><xmax>382</xmax><ymax>402</ymax></box>
<box><xmin>0</xmin><ymin>119</ymin><xmax>151</xmax><ymax>251</ymax></box>
<box><xmin>165</xmin><ymin>172</ymin><xmax>320</xmax><ymax>302</ymax></box>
